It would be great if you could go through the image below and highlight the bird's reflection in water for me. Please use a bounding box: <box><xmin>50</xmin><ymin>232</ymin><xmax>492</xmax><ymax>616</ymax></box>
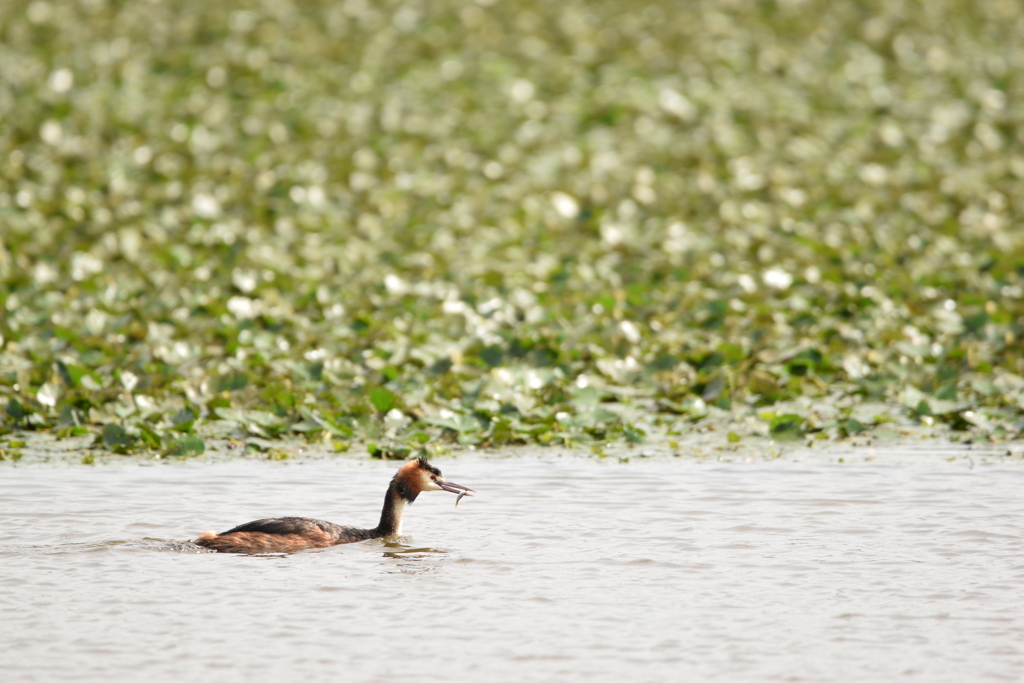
<box><xmin>381</xmin><ymin>540</ymin><xmax>448</xmax><ymax>573</ymax></box>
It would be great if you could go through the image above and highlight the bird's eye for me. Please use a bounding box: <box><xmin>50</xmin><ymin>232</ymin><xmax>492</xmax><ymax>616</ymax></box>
<box><xmin>431</xmin><ymin>476</ymin><xmax>437</xmax><ymax>481</ymax></box>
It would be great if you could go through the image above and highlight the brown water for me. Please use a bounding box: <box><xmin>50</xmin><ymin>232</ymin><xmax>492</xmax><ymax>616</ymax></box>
<box><xmin>2</xmin><ymin>456</ymin><xmax>1023</xmax><ymax>682</ymax></box>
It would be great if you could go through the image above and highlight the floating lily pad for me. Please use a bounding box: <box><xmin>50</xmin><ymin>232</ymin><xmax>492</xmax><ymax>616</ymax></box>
<box><xmin>100</xmin><ymin>424</ymin><xmax>137</xmax><ymax>453</ymax></box>
<box><xmin>368</xmin><ymin>387</ymin><xmax>398</xmax><ymax>414</ymax></box>
<box><xmin>164</xmin><ymin>435</ymin><xmax>205</xmax><ymax>457</ymax></box>
<box><xmin>769</xmin><ymin>415</ymin><xmax>806</xmax><ymax>441</ymax></box>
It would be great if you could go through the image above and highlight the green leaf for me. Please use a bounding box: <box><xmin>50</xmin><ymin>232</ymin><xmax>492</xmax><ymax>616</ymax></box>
<box><xmin>57</xmin><ymin>404</ymin><xmax>86</xmax><ymax>428</ymax></box>
<box><xmin>137</xmin><ymin>422</ymin><xmax>163</xmax><ymax>449</ymax></box>
<box><xmin>769</xmin><ymin>414</ymin><xmax>805</xmax><ymax>440</ymax></box>
<box><xmin>301</xmin><ymin>408</ymin><xmax>355</xmax><ymax>437</ymax></box>
<box><xmin>571</xmin><ymin>386</ymin><xmax>602</xmax><ymax>406</ymax></box>
<box><xmin>215</xmin><ymin>407</ymin><xmax>284</xmax><ymax>427</ymax></box>
<box><xmin>6</xmin><ymin>398</ymin><xmax>26</xmax><ymax>421</ymax></box>
<box><xmin>366</xmin><ymin>442</ymin><xmax>411</xmax><ymax>459</ymax></box>
<box><xmin>479</xmin><ymin>345</ymin><xmax>504</xmax><ymax>367</ymax></box>
<box><xmin>207</xmin><ymin>395</ymin><xmax>232</xmax><ymax>412</ymax></box>
<box><xmin>102</xmin><ymin>423</ymin><xmax>137</xmax><ymax>450</ymax></box>
<box><xmin>717</xmin><ymin>343</ymin><xmax>746</xmax><ymax>363</ymax></box>
<box><xmin>624</xmin><ymin>425</ymin><xmax>646</xmax><ymax>443</ymax></box>
<box><xmin>307</xmin><ymin>361</ymin><xmax>324</xmax><ymax>381</ymax></box>
<box><xmin>839</xmin><ymin>418</ymin><xmax>866</xmax><ymax>436</ymax></box>
<box><xmin>748</xmin><ymin>371</ymin><xmax>783</xmax><ymax>402</ymax></box>
<box><xmin>556</xmin><ymin>412</ymin><xmax>589</xmax><ymax>430</ymax></box>
<box><xmin>589</xmin><ymin>407</ymin><xmax>619</xmax><ymax>424</ymax></box>
<box><xmin>289</xmin><ymin>419</ymin><xmax>322</xmax><ymax>433</ymax></box>
<box><xmin>645</xmin><ymin>353</ymin><xmax>677</xmax><ymax>373</ymax></box>
<box><xmin>369</xmin><ymin>386</ymin><xmax>397</xmax><ymax>413</ymax></box>
<box><xmin>171</xmin><ymin>407</ymin><xmax>197</xmax><ymax>432</ymax></box>
<box><xmin>165</xmin><ymin>435</ymin><xmax>205</xmax><ymax>457</ymax></box>
<box><xmin>422</xmin><ymin>413</ymin><xmax>480</xmax><ymax>432</ymax></box>
<box><xmin>701</xmin><ymin>373</ymin><xmax>727</xmax><ymax>401</ymax></box>
<box><xmin>213</xmin><ymin>372</ymin><xmax>249</xmax><ymax>393</ymax></box>
<box><xmin>56</xmin><ymin>425</ymin><xmax>91</xmax><ymax>438</ymax></box>
<box><xmin>964</xmin><ymin>310</ymin><xmax>987</xmax><ymax>333</ymax></box>
<box><xmin>428</xmin><ymin>358</ymin><xmax>453</xmax><ymax>376</ymax></box>
<box><xmin>408</xmin><ymin>431</ymin><xmax>431</xmax><ymax>445</ymax></box>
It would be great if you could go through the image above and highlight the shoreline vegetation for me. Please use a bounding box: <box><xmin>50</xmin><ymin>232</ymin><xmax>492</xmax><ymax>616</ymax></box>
<box><xmin>1</xmin><ymin>0</ymin><xmax>1023</xmax><ymax>463</ymax></box>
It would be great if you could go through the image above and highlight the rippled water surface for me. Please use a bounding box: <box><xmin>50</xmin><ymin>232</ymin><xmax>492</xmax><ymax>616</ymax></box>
<box><xmin>2</xmin><ymin>456</ymin><xmax>1023</xmax><ymax>682</ymax></box>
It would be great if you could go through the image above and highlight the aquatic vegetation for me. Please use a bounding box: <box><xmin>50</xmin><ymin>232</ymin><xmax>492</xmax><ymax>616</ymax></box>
<box><xmin>1</xmin><ymin>0</ymin><xmax>1022</xmax><ymax>456</ymax></box>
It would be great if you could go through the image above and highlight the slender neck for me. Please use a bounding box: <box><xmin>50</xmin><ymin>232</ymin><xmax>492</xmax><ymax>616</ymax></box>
<box><xmin>374</xmin><ymin>480</ymin><xmax>407</xmax><ymax>537</ymax></box>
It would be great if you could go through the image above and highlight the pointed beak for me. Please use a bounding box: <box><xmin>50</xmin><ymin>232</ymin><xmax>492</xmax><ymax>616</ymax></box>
<box><xmin>437</xmin><ymin>480</ymin><xmax>475</xmax><ymax>497</ymax></box>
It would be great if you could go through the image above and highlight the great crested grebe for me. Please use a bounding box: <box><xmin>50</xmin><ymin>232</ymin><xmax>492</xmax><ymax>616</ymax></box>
<box><xmin>195</xmin><ymin>457</ymin><xmax>474</xmax><ymax>554</ymax></box>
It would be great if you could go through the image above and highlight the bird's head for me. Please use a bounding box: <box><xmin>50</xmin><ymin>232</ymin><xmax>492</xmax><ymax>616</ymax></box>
<box><xmin>392</xmin><ymin>457</ymin><xmax>475</xmax><ymax>503</ymax></box>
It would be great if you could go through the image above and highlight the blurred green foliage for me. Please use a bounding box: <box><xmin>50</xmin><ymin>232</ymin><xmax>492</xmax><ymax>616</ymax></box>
<box><xmin>1</xmin><ymin>0</ymin><xmax>1023</xmax><ymax>455</ymax></box>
